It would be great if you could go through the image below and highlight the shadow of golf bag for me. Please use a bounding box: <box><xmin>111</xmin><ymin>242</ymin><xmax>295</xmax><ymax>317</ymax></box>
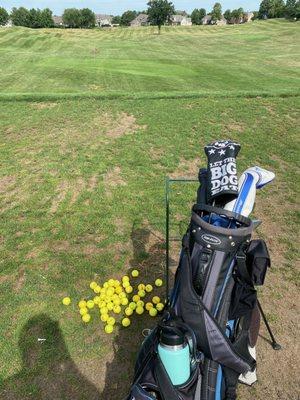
<box><xmin>126</xmin><ymin>141</ymin><xmax>272</xmax><ymax>400</ymax></box>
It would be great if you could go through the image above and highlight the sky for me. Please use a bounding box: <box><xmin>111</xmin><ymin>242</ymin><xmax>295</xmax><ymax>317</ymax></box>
<box><xmin>1</xmin><ymin>1</ymin><xmax>261</xmax><ymax>15</ymax></box>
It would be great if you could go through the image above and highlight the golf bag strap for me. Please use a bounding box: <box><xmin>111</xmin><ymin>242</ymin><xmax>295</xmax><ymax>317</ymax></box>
<box><xmin>236</xmin><ymin>251</ymin><xmax>252</xmax><ymax>286</ymax></box>
<box><xmin>154</xmin><ymin>355</ymin><xmax>181</xmax><ymax>400</ymax></box>
<box><xmin>193</xmin><ymin>203</ymin><xmax>252</xmax><ymax>227</ymax></box>
<box><xmin>223</xmin><ymin>367</ymin><xmax>239</xmax><ymax>400</ymax></box>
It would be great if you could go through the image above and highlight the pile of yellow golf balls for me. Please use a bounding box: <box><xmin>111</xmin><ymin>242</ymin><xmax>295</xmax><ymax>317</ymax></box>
<box><xmin>62</xmin><ymin>269</ymin><xmax>165</xmax><ymax>334</ymax></box>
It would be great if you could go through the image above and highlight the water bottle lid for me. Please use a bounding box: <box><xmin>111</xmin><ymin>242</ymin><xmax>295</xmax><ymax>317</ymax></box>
<box><xmin>160</xmin><ymin>326</ymin><xmax>185</xmax><ymax>346</ymax></box>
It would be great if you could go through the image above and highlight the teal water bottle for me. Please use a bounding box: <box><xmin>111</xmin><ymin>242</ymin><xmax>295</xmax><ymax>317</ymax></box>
<box><xmin>158</xmin><ymin>326</ymin><xmax>191</xmax><ymax>385</ymax></box>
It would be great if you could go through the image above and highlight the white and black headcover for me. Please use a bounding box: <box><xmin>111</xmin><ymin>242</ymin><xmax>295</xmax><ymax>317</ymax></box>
<box><xmin>204</xmin><ymin>140</ymin><xmax>241</xmax><ymax>204</ymax></box>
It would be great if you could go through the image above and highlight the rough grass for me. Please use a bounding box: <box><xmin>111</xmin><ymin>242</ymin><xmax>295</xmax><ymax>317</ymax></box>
<box><xmin>0</xmin><ymin>20</ymin><xmax>299</xmax><ymax>400</ymax></box>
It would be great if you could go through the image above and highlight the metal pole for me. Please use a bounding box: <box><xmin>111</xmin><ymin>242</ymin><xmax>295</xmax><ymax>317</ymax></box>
<box><xmin>165</xmin><ymin>176</ymin><xmax>170</xmax><ymax>302</ymax></box>
<box><xmin>257</xmin><ymin>300</ymin><xmax>281</xmax><ymax>350</ymax></box>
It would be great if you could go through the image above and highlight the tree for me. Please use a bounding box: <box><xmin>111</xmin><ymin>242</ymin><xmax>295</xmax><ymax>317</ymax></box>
<box><xmin>62</xmin><ymin>8</ymin><xmax>82</xmax><ymax>28</ymax></box>
<box><xmin>211</xmin><ymin>2</ymin><xmax>222</xmax><ymax>22</ymax></box>
<box><xmin>191</xmin><ymin>8</ymin><xmax>206</xmax><ymax>25</ymax></box>
<box><xmin>224</xmin><ymin>9</ymin><xmax>232</xmax><ymax>22</ymax></box>
<box><xmin>147</xmin><ymin>0</ymin><xmax>175</xmax><ymax>33</ymax></box>
<box><xmin>112</xmin><ymin>15</ymin><xmax>121</xmax><ymax>24</ymax></box>
<box><xmin>80</xmin><ymin>8</ymin><xmax>95</xmax><ymax>28</ymax></box>
<box><xmin>120</xmin><ymin>10</ymin><xmax>137</xmax><ymax>26</ymax></box>
<box><xmin>0</xmin><ymin>7</ymin><xmax>9</xmax><ymax>26</ymax></box>
<box><xmin>231</xmin><ymin>7</ymin><xmax>244</xmax><ymax>23</ymax></box>
<box><xmin>258</xmin><ymin>0</ymin><xmax>286</xmax><ymax>18</ymax></box>
<box><xmin>40</xmin><ymin>8</ymin><xmax>54</xmax><ymax>27</ymax></box>
<box><xmin>11</xmin><ymin>7</ymin><xmax>30</xmax><ymax>27</ymax></box>
<box><xmin>285</xmin><ymin>0</ymin><xmax>300</xmax><ymax>19</ymax></box>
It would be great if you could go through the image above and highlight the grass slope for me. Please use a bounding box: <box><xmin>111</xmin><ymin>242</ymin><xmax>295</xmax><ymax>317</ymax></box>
<box><xmin>0</xmin><ymin>19</ymin><xmax>299</xmax><ymax>98</ymax></box>
<box><xmin>0</xmin><ymin>20</ymin><xmax>299</xmax><ymax>400</ymax></box>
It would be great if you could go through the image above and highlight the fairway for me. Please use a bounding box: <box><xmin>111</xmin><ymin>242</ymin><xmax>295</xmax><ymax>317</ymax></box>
<box><xmin>0</xmin><ymin>20</ymin><xmax>299</xmax><ymax>400</ymax></box>
<box><xmin>0</xmin><ymin>19</ymin><xmax>299</xmax><ymax>98</ymax></box>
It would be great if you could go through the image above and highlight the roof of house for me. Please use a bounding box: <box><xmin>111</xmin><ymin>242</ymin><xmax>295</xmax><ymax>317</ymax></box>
<box><xmin>202</xmin><ymin>14</ymin><xmax>212</xmax><ymax>22</ymax></box>
<box><xmin>244</xmin><ymin>12</ymin><xmax>254</xmax><ymax>16</ymax></box>
<box><xmin>130</xmin><ymin>14</ymin><xmax>149</xmax><ymax>24</ymax></box>
<box><xmin>53</xmin><ymin>16</ymin><xmax>63</xmax><ymax>24</ymax></box>
<box><xmin>95</xmin><ymin>14</ymin><xmax>113</xmax><ymax>22</ymax></box>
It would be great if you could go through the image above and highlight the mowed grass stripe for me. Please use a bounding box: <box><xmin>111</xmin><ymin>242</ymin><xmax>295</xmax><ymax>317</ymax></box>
<box><xmin>0</xmin><ymin>19</ymin><xmax>299</xmax><ymax>98</ymax></box>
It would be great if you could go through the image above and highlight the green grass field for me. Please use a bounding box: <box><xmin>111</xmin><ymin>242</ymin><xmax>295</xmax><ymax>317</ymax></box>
<box><xmin>0</xmin><ymin>20</ymin><xmax>299</xmax><ymax>400</ymax></box>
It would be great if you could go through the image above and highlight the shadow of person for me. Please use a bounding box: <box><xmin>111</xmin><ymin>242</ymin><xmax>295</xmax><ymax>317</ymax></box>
<box><xmin>100</xmin><ymin>222</ymin><xmax>166</xmax><ymax>400</ymax></box>
<box><xmin>0</xmin><ymin>314</ymin><xmax>100</xmax><ymax>400</ymax></box>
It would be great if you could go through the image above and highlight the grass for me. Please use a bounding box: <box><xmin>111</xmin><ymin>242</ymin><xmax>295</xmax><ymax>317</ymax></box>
<box><xmin>0</xmin><ymin>20</ymin><xmax>299</xmax><ymax>400</ymax></box>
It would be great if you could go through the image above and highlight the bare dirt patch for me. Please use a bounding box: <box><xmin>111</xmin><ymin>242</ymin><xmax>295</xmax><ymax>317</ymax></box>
<box><xmin>106</xmin><ymin>112</ymin><xmax>146</xmax><ymax>138</ymax></box>
<box><xmin>14</xmin><ymin>266</ymin><xmax>26</xmax><ymax>292</ymax></box>
<box><xmin>29</xmin><ymin>102</ymin><xmax>58</xmax><ymax>110</ymax></box>
<box><xmin>225</xmin><ymin>121</ymin><xmax>245</xmax><ymax>133</ymax></box>
<box><xmin>0</xmin><ymin>175</ymin><xmax>16</xmax><ymax>193</ymax></box>
<box><xmin>87</xmin><ymin>174</ymin><xmax>98</xmax><ymax>192</ymax></box>
<box><xmin>50</xmin><ymin>181</ymin><xmax>69</xmax><ymax>213</ymax></box>
<box><xmin>170</xmin><ymin>157</ymin><xmax>202</xmax><ymax>178</ymax></box>
<box><xmin>103</xmin><ymin>167</ymin><xmax>127</xmax><ymax>197</ymax></box>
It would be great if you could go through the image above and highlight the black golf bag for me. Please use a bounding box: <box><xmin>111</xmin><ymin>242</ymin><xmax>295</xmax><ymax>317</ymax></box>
<box><xmin>126</xmin><ymin>141</ymin><xmax>273</xmax><ymax>400</ymax></box>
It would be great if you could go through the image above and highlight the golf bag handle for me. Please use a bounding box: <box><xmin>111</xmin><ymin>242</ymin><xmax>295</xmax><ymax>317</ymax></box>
<box><xmin>193</xmin><ymin>203</ymin><xmax>252</xmax><ymax>227</ymax></box>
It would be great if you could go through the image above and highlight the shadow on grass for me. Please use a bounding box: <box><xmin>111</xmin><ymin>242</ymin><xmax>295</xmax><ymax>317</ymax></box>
<box><xmin>0</xmin><ymin>314</ymin><xmax>100</xmax><ymax>400</ymax></box>
<box><xmin>0</xmin><ymin>223</ymin><xmax>168</xmax><ymax>400</ymax></box>
<box><xmin>99</xmin><ymin>222</ymin><xmax>166</xmax><ymax>400</ymax></box>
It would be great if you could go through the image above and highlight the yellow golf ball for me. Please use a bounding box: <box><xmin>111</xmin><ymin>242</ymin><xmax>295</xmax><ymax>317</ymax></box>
<box><xmin>156</xmin><ymin>303</ymin><xmax>164</xmax><ymax>311</ymax></box>
<box><xmin>78</xmin><ymin>300</ymin><xmax>87</xmax><ymax>308</ymax></box>
<box><xmin>113</xmin><ymin>305</ymin><xmax>121</xmax><ymax>314</ymax></box>
<box><xmin>62</xmin><ymin>297</ymin><xmax>71</xmax><ymax>306</ymax></box>
<box><xmin>106</xmin><ymin>288</ymin><xmax>115</xmax><ymax>297</ymax></box>
<box><xmin>125</xmin><ymin>307</ymin><xmax>133</xmax><ymax>316</ymax></box>
<box><xmin>145</xmin><ymin>302</ymin><xmax>154</xmax><ymax>311</ymax></box>
<box><xmin>115</xmin><ymin>286</ymin><xmax>123</xmax><ymax>294</ymax></box>
<box><xmin>155</xmin><ymin>279</ymin><xmax>163</xmax><ymax>287</ymax></box>
<box><xmin>121</xmin><ymin>297</ymin><xmax>129</xmax><ymax>306</ymax></box>
<box><xmin>114</xmin><ymin>279</ymin><xmax>120</xmax><ymax>287</ymax></box>
<box><xmin>93</xmin><ymin>296</ymin><xmax>101</xmax><ymax>304</ymax></box>
<box><xmin>107</xmin><ymin>317</ymin><xmax>116</xmax><ymax>326</ymax></box>
<box><xmin>86</xmin><ymin>300</ymin><xmax>95</xmax><ymax>309</ymax></box>
<box><xmin>125</xmin><ymin>285</ymin><xmax>133</xmax><ymax>294</ymax></box>
<box><xmin>100</xmin><ymin>306</ymin><xmax>108</xmax><ymax>315</ymax></box>
<box><xmin>101</xmin><ymin>313</ymin><xmax>109</xmax><ymax>322</ymax></box>
<box><xmin>152</xmin><ymin>296</ymin><xmax>160</xmax><ymax>304</ymax></box>
<box><xmin>132</xmin><ymin>295</ymin><xmax>140</xmax><ymax>303</ymax></box>
<box><xmin>122</xmin><ymin>275</ymin><xmax>129</xmax><ymax>282</ymax></box>
<box><xmin>108</xmin><ymin>279</ymin><xmax>115</xmax><ymax>287</ymax></box>
<box><xmin>129</xmin><ymin>302</ymin><xmax>137</xmax><ymax>310</ymax></box>
<box><xmin>90</xmin><ymin>281</ymin><xmax>98</xmax><ymax>290</ymax></box>
<box><xmin>79</xmin><ymin>307</ymin><xmax>88</xmax><ymax>316</ymax></box>
<box><xmin>103</xmin><ymin>282</ymin><xmax>109</xmax><ymax>288</ymax></box>
<box><xmin>99</xmin><ymin>301</ymin><xmax>106</xmax><ymax>308</ymax></box>
<box><xmin>113</xmin><ymin>298</ymin><xmax>121</xmax><ymax>306</ymax></box>
<box><xmin>82</xmin><ymin>314</ymin><xmax>91</xmax><ymax>323</ymax></box>
<box><xmin>123</xmin><ymin>281</ymin><xmax>130</xmax><ymax>288</ymax></box>
<box><xmin>122</xmin><ymin>317</ymin><xmax>131</xmax><ymax>327</ymax></box>
<box><xmin>119</xmin><ymin>292</ymin><xmax>127</xmax><ymax>299</ymax></box>
<box><xmin>131</xmin><ymin>270</ymin><xmax>139</xmax><ymax>277</ymax></box>
<box><xmin>149</xmin><ymin>308</ymin><xmax>158</xmax><ymax>317</ymax></box>
<box><xmin>105</xmin><ymin>324</ymin><xmax>114</xmax><ymax>334</ymax></box>
<box><xmin>138</xmin><ymin>290</ymin><xmax>146</xmax><ymax>298</ymax></box>
<box><xmin>107</xmin><ymin>302</ymin><xmax>114</xmax><ymax>311</ymax></box>
<box><xmin>136</xmin><ymin>306</ymin><xmax>144</xmax><ymax>315</ymax></box>
<box><xmin>94</xmin><ymin>285</ymin><xmax>101</xmax><ymax>293</ymax></box>
<box><xmin>145</xmin><ymin>284</ymin><xmax>153</xmax><ymax>293</ymax></box>
<box><xmin>137</xmin><ymin>300</ymin><xmax>144</xmax><ymax>308</ymax></box>
<box><xmin>138</xmin><ymin>284</ymin><xmax>145</xmax><ymax>291</ymax></box>
<box><xmin>99</xmin><ymin>293</ymin><xmax>106</xmax><ymax>300</ymax></box>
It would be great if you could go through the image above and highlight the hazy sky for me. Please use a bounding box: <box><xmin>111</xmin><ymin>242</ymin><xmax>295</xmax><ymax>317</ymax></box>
<box><xmin>1</xmin><ymin>1</ymin><xmax>261</xmax><ymax>15</ymax></box>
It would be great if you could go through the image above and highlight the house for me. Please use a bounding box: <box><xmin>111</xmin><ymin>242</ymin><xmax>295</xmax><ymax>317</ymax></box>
<box><xmin>202</xmin><ymin>14</ymin><xmax>228</xmax><ymax>25</ymax></box>
<box><xmin>95</xmin><ymin>14</ymin><xmax>113</xmax><ymax>27</ymax></box>
<box><xmin>2</xmin><ymin>19</ymin><xmax>12</xmax><ymax>28</ymax></box>
<box><xmin>202</xmin><ymin>15</ymin><xmax>212</xmax><ymax>25</ymax></box>
<box><xmin>53</xmin><ymin>16</ymin><xmax>64</xmax><ymax>26</ymax></box>
<box><xmin>215</xmin><ymin>17</ymin><xmax>227</xmax><ymax>25</ymax></box>
<box><xmin>243</xmin><ymin>12</ymin><xmax>254</xmax><ymax>22</ymax></box>
<box><xmin>170</xmin><ymin>15</ymin><xmax>192</xmax><ymax>26</ymax></box>
<box><xmin>130</xmin><ymin>14</ymin><xmax>149</xmax><ymax>27</ymax></box>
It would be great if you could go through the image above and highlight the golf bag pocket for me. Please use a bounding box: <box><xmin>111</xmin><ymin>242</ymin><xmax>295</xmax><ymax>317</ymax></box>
<box><xmin>127</xmin><ymin>320</ymin><xmax>201</xmax><ymax>400</ymax></box>
<box><xmin>246</xmin><ymin>239</ymin><xmax>270</xmax><ymax>286</ymax></box>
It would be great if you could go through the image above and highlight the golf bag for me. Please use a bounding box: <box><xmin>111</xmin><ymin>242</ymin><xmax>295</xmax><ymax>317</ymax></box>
<box><xmin>126</xmin><ymin>141</ymin><xmax>273</xmax><ymax>400</ymax></box>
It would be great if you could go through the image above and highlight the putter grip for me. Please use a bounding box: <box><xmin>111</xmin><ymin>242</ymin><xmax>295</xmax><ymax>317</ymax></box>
<box><xmin>204</xmin><ymin>140</ymin><xmax>240</xmax><ymax>204</ymax></box>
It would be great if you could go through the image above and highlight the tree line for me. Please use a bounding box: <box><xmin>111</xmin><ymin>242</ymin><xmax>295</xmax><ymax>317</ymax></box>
<box><xmin>0</xmin><ymin>0</ymin><xmax>299</xmax><ymax>28</ymax></box>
